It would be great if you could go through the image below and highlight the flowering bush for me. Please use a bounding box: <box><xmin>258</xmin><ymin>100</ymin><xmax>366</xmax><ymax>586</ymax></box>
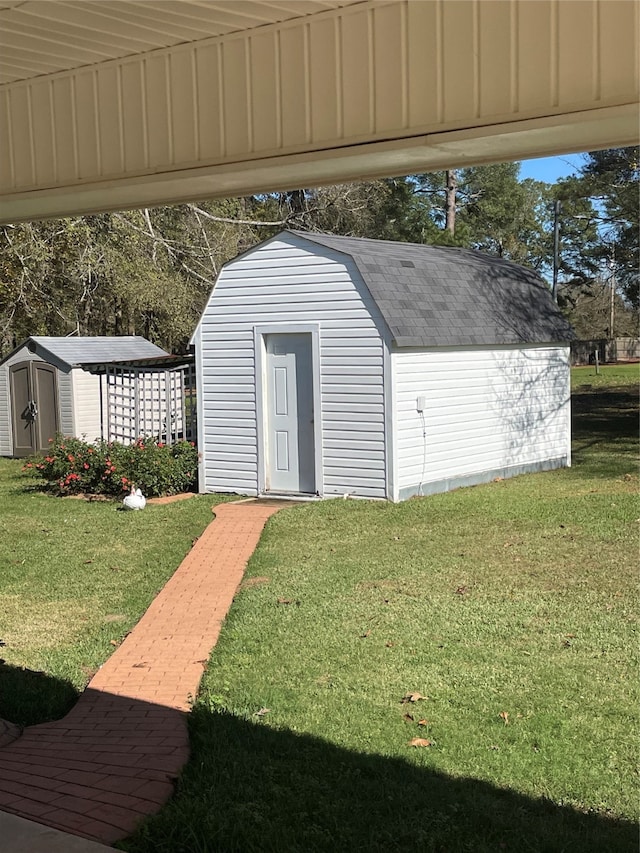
<box><xmin>23</xmin><ymin>435</ymin><xmax>198</xmax><ymax>497</ymax></box>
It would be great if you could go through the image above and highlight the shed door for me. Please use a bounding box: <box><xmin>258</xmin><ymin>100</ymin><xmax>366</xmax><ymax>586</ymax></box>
<box><xmin>32</xmin><ymin>363</ymin><xmax>59</xmax><ymax>453</ymax></box>
<box><xmin>265</xmin><ymin>334</ymin><xmax>315</xmax><ymax>494</ymax></box>
<box><xmin>10</xmin><ymin>361</ymin><xmax>59</xmax><ymax>456</ymax></box>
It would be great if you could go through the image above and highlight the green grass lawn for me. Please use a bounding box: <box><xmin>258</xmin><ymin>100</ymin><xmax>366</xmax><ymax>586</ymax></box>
<box><xmin>118</xmin><ymin>373</ymin><xmax>639</xmax><ymax>853</ymax></box>
<box><xmin>1</xmin><ymin>370</ymin><xmax>638</xmax><ymax>852</ymax></box>
<box><xmin>0</xmin><ymin>476</ymin><xmax>233</xmax><ymax>725</ymax></box>
<box><xmin>571</xmin><ymin>361</ymin><xmax>639</xmax><ymax>390</ymax></box>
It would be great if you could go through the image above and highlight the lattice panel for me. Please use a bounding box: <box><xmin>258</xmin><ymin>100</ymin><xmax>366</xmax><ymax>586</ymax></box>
<box><xmin>103</xmin><ymin>364</ymin><xmax>196</xmax><ymax>446</ymax></box>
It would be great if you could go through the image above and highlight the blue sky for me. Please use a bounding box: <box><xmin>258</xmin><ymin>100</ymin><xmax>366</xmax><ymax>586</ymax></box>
<box><xmin>518</xmin><ymin>153</ymin><xmax>585</xmax><ymax>183</ymax></box>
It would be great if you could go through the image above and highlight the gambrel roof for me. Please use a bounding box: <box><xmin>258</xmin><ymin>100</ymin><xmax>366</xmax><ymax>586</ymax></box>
<box><xmin>0</xmin><ymin>336</ymin><xmax>167</xmax><ymax>369</ymax></box>
<box><xmin>287</xmin><ymin>231</ymin><xmax>574</xmax><ymax>347</ymax></box>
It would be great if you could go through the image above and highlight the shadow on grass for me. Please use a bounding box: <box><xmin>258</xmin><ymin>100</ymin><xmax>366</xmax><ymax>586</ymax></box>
<box><xmin>571</xmin><ymin>387</ymin><xmax>638</xmax><ymax>479</ymax></box>
<box><xmin>0</xmin><ymin>663</ymin><xmax>78</xmax><ymax>728</ymax></box>
<box><xmin>0</xmin><ymin>657</ymin><xmax>635</xmax><ymax>851</ymax></box>
<box><xmin>120</xmin><ymin>706</ymin><xmax>638</xmax><ymax>853</ymax></box>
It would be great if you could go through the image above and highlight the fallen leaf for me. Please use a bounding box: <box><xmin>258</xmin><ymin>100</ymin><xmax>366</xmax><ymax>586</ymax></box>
<box><xmin>402</xmin><ymin>713</ymin><xmax>414</xmax><ymax>723</ymax></box>
<box><xmin>109</xmin><ymin>639</ymin><xmax>120</xmax><ymax>647</ymax></box>
<box><xmin>385</xmin><ymin>641</ymin><xmax>395</xmax><ymax>648</ymax></box>
<box><xmin>360</xmin><ymin>629</ymin><xmax>372</xmax><ymax>638</ymax></box>
<box><xmin>277</xmin><ymin>597</ymin><xmax>293</xmax><ymax>605</ymax></box>
<box><xmin>83</xmin><ymin>559</ymin><xmax>93</xmax><ymax>565</ymax></box>
<box><xmin>455</xmin><ymin>585</ymin><xmax>467</xmax><ymax>595</ymax></box>
<box><xmin>132</xmin><ymin>662</ymin><xmax>149</xmax><ymax>668</ymax></box>
<box><xmin>254</xmin><ymin>707</ymin><xmax>270</xmax><ymax>717</ymax></box>
<box><xmin>408</xmin><ymin>737</ymin><xmax>432</xmax><ymax>747</ymax></box>
<box><xmin>489</xmin><ymin>745</ymin><xmax>500</xmax><ymax>751</ymax></box>
<box><xmin>401</xmin><ymin>691</ymin><xmax>426</xmax><ymax>704</ymax></box>
<box><xmin>418</xmin><ymin>719</ymin><xmax>429</xmax><ymax>727</ymax></box>
<box><xmin>499</xmin><ymin>711</ymin><xmax>509</xmax><ymax>725</ymax></box>
<box><xmin>240</xmin><ymin>576</ymin><xmax>270</xmax><ymax>590</ymax></box>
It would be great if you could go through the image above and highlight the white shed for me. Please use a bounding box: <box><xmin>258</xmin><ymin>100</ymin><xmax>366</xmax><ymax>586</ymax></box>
<box><xmin>0</xmin><ymin>336</ymin><xmax>167</xmax><ymax>457</ymax></box>
<box><xmin>193</xmin><ymin>231</ymin><xmax>573</xmax><ymax>502</ymax></box>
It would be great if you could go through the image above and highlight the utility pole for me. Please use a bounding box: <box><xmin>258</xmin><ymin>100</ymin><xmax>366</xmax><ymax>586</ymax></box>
<box><xmin>608</xmin><ymin>245</ymin><xmax>616</xmax><ymax>341</ymax></box>
<box><xmin>552</xmin><ymin>199</ymin><xmax>561</xmax><ymax>303</ymax></box>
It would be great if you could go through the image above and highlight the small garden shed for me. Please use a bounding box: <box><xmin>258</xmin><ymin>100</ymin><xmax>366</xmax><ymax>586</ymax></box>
<box><xmin>0</xmin><ymin>336</ymin><xmax>171</xmax><ymax>457</ymax></box>
<box><xmin>193</xmin><ymin>231</ymin><xmax>574</xmax><ymax>501</ymax></box>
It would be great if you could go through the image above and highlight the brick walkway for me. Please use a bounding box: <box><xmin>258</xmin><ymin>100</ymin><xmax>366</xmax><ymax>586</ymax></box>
<box><xmin>0</xmin><ymin>499</ymin><xmax>289</xmax><ymax>845</ymax></box>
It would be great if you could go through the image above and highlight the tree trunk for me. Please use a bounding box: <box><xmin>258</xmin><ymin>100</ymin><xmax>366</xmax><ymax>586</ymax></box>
<box><xmin>445</xmin><ymin>170</ymin><xmax>457</xmax><ymax>234</ymax></box>
<box><xmin>114</xmin><ymin>297</ymin><xmax>123</xmax><ymax>336</ymax></box>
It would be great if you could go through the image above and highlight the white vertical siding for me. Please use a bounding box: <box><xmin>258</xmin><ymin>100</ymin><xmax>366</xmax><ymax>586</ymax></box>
<box><xmin>0</xmin><ymin>364</ymin><xmax>11</xmax><ymax>455</ymax></box>
<box><xmin>392</xmin><ymin>345</ymin><xmax>570</xmax><ymax>499</ymax></box>
<box><xmin>198</xmin><ymin>234</ymin><xmax>389</xmax><ymax>498</ymax></box>
<box><xmin>70</xmin><ymin>368</ymin><xmax>102</xmax><ymax>442</ymax></box>
<box><xmin>56</xmin><ymin>369</ymin><xmax>74</xmax><ymax>438</ymax></box>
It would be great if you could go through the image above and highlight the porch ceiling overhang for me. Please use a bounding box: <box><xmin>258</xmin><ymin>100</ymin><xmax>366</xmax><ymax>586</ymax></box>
<box><xmin>0</xmin><ymin>0</ymin><xmax>638</xmax><ymax>223</ymax></box>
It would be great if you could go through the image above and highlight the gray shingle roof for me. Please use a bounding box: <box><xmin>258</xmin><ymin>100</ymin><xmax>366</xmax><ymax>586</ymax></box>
<box><xmin>287</xmin><ymin>231</ymin><xmax>574</xmax><ymax>347</ymax></box>
<box><xmin>27</xmin><ymin>336</ymin><xmax>167</xmax><ymax>368</ymax></box>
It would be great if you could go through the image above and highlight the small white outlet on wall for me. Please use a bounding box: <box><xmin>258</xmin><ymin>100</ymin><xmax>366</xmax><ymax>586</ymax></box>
<box><xmin>416</xmin><ymin>395</ymin><xmax>426</xmax><ymax>413</ymax></box>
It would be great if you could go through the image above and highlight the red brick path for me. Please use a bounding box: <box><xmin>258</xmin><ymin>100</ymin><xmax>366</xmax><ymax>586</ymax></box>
<box><xmin>0</xmin><ymin>500</ymin><xmax>288</xmax><ymax>845</ymax></box>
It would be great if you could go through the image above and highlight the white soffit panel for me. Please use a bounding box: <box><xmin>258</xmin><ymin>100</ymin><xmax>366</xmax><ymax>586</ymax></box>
<box><xmin>0</xmin><ymin>0</ymin><xmax>360</xmax><ymax>84</ymax></box>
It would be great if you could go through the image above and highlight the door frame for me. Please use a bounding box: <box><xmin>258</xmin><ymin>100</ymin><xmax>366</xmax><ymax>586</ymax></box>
<box><xmin>254</xmin><ymin>324</ymin><xmax>323</xmax><ymax>497</ymax></box>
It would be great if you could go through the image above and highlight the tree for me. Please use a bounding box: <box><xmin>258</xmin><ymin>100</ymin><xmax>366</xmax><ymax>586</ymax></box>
<box><xmin>1</xmin><ymin>150</ymin><xmax>635</xmax><ymax>356</ymax></box>
<box><xmin>577</xmin><ymin>147</ymin><xmax>639</xmax><ymax>307</ymax></box>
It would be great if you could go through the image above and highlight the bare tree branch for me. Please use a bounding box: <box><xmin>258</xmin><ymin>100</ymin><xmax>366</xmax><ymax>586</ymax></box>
<box><xmin>187</xmin><ymin>204</ymin><xmax>286</xmax><ymax>228</ymax></box>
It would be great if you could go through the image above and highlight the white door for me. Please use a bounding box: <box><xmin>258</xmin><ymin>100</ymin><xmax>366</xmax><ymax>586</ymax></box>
<box><xmin>265</xmin><ymin>333</ymin><xmax>315</xmax><ymax>494</ymax></box>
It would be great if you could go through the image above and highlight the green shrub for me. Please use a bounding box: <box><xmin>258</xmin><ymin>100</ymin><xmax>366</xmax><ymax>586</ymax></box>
<box><xmin>23</xmin><ymin>435</ymin><xmax>198</xmax><ymax>498</ymax></box>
